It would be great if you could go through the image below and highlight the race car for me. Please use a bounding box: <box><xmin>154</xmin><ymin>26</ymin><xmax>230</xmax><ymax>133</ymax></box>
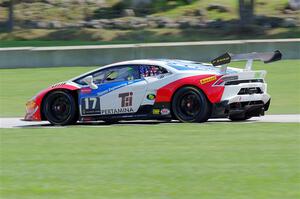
<box><xmin>25</xmin><ymin>50</ymin><xmax>282</xmax><ymax>125</ymax></box>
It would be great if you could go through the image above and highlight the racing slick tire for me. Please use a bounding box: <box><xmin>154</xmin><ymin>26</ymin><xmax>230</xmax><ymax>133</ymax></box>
<box><xmin>43</xmin><ymin>90</ymin><xmax>78</xmax><ymax>125</ymax></box>
<box><xmin>229</xmin><ymin>115</ymin><xmax>252</xmax><ymax>121</ymax></box>
<box><xmin>172</xmin><ymin>86</ymin><xmax>211</xmax><ymax>123</ymax></box>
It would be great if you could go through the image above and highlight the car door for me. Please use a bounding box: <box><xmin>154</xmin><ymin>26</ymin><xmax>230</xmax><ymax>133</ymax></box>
<box><xmin>79</xmin><ymin>65</ymin><xmax>147</xmax><ymax>116</ymax></box>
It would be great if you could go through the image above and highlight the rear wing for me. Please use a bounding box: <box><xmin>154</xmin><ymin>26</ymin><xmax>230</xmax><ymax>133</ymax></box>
<box><xmin>211</xmin><ymin>50</ymin><xmax>282</xmax><ymax>73</ymax></box>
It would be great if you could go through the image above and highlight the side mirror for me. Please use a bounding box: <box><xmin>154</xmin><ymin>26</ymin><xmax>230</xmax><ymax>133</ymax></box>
<box><xmin>82</xmin><ymin>75</ymin><xmax>98</xmax><ymax>89</ymax></box>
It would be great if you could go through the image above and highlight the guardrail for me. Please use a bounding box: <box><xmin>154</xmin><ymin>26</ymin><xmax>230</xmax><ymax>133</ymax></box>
<box><xmin>0</xmin><ymin>39</ymin><xmax>299</xmax><ymax>68</ymax></box>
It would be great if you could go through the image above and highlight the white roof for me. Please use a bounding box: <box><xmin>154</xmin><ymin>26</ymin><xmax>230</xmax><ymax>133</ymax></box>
<box><xmin>69</xmin><ymin>59</ymin><xmax>225</xmax><ymax>81</ymax></box>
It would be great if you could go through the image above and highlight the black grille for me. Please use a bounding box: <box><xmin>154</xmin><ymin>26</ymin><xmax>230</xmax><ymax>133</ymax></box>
<box><xmin>225</xmin><ymin>79</ymin><xmax>264</xmax><ymax>85</ymax></box>
<box><xmin>238</xmin><ymin>87</ymin><xmax>263</xmax><ymax>95</ymax></box>
<box><xmin>229</xmin><ymin>101</ymin><xmax>264</xmax><ymax>109</ymax></box>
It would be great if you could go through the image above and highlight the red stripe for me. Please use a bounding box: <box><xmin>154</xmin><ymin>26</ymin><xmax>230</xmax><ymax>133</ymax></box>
<box><xmin>156</xmin><ymin>75</ymin><xmax>224</xmax><ymax>103</ymax></box>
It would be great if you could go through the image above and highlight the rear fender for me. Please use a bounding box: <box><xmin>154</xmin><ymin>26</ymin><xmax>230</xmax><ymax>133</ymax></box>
<box><xmin>155</xmin><ymin>75</ymin><xmax>224</xmax><ymax>104</ymax></box>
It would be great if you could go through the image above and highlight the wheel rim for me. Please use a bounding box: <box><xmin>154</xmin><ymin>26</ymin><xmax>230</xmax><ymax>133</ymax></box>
<box><xmin>177</xmin><ymin>91</ymin><xmax>201</xmax><ymax>120</ymax></box>
<box><xmin>48</xmin><ymin>94</ymin><xmax>71</xmax><ymax>122</ymax></box>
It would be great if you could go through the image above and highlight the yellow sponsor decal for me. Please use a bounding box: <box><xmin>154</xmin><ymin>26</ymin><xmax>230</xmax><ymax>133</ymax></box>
<box><xmin>153</xmin><ymin>109</ymin><xmax>160</xmax><ymax>115</ymax></box>
<box><xmin>200</xmin><ymin>76</ymin><xmax>217</xmax><ymax>85</ymax></box>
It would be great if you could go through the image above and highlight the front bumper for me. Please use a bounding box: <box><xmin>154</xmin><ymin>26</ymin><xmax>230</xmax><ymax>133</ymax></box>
<box><xmin>24</xmin><ymin>99</ymin><xmax>41</xmax><ymax>121</ymax></box>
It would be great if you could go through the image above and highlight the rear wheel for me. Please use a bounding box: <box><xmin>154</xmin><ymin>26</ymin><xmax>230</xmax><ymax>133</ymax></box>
<box><xmin>43</xmin><ymin>90</ymin><xmax>78</xmax><ymax>125</ymax></box>
<box><xmin>172</xmin><ymin>87</ymin><xmax>211</xmax><ymax>123</ymax></box>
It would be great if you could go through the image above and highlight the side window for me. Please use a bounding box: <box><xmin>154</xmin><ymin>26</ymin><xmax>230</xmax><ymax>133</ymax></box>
<box><xmin>92</xmin><ymin>70</ymin><xmax>106</xmax><ymax>84</ymax></box>
<box><xmin>103</xmin><ymin>65</ymin><xmax>141</xmax><ymax>83</ymax></box>
<box><xmin>75</xmin><ymin>70</ymin><xmax>105</xmax><ymax>85</ymax></box>
<box><xmin>139</xmin><ymin>65</ymin><xmax>168</xmax><ymax>77</ymax></box>
<box><xmin>75</xmin><ymin>64</ymin><xmax>168</xmax><ymax>85</ymax></box>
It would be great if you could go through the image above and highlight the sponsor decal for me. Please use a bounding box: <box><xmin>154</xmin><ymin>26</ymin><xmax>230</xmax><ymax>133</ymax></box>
<box><xmin>200</xmin><ymin>76</ymin><xmax>217</xmax><ymax>85</ymax></box>
<box><xmin>211</xmin><ymin>53</ymin><xmax>231</xmax><ymax>66</ymax></box>
<box><xmin>96</xmin><ymin>80</ymin><xmax>140</xmax><ymax>97</ymax></box>
<box><xmin>152</xmin><ymin>109</ymin><xmax>160</xmax><ymax>115</ymax></box>
<box><xmin>51</xmin><ymin>82</ymin><xmax>66</xmax><ymax>88</ymax></box>
<box><xmin>212</xmin><ymin>57</ymin><xmax>230</xmax><ymax>65</ymax></box>
<box><xmin>101</xmin><ymin>107</ymin><xmax>134</xmax><ymax>115</ymax></box>
<box><xmin>81</xmin><ymin>87</ymin><xmax>92</xmax><ymax>94</ymax></box>
<box><xmin>81</xmin><ymin>97</ymin><xmax>101</xmax><ymax>115</ymax></box>
<box><xmin>97</xmin><ymin>82</ymin><xmax>128</xmax><ymax>97</ymax></box>
<box><xmin>147</xmin><ymin>94</ymin><xmax>156</xmax><ymax>100</ymax></box>
<box><xmin>119</xmin><ymin>92</ymin><xmax>133</xmax><ymax>107</ymax></box>
<box><xmin>160</xmin><ymin>108</ymin><xmax>170</xmax><ymax>115</ymax></box>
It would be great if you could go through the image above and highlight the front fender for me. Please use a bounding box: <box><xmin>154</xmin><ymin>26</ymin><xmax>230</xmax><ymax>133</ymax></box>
<box><xmin>24</xmin><ymin>83</ymin><xmax>80</xmax><ymax>121</ymax></box>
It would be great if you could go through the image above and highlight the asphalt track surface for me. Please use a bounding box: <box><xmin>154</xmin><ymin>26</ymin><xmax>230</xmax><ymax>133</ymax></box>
<box><xmin>0</xmin><ymin>115</ymin><xmax>299</xmax><ymax>128</ymax></box>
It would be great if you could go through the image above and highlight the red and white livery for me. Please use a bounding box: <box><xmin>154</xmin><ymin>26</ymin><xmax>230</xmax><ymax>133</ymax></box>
<box><xmin>25</xmin><ymin>50</ymin><xmax>282</xmax><ymax>125</ymax></box>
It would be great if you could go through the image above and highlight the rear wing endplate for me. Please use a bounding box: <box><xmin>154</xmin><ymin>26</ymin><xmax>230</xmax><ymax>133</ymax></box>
<box><xmin>211</xmin><ymin>50</ymin><xmax>282</xmax><ymax>73</ymax></box>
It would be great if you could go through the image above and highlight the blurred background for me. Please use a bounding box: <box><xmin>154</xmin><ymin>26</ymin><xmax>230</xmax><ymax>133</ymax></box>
<box><xmin>0</xmin><ymin>0</ymin><xmax>299</xmax><ymax>47</ymax></box>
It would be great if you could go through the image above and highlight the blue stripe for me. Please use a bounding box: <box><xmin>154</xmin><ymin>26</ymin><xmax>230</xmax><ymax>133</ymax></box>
<box><xmin>80</xmin><ymin>79</ymin><xmax>143</xmax><ymax>98</ymax></box>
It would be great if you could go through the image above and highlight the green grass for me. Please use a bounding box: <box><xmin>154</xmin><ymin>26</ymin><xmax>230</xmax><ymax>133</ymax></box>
<box><xmin>0</xmin><ymin>66</ymin><xmax>95</xmax><ymax>117</ymax></box>
<box><xmin>1</xmin><ymin>123</ymin><xmax>300</xmax><ymax>199</ymax></box>
<box><xmin>0</xmin><ymin>60</ymin><xmax>299</xmax><ymax>117</ymax></box>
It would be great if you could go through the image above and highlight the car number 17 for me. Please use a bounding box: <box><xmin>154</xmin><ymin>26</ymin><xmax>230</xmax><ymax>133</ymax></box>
<box><xmin>84</xmin><ymin>97</ymin><xmax>98</xmax><ymax>109</ymax></box>
<box><xmin>81</xmin><ymin>97</ymin><xmax>100</xmax><ymax>115</ymax></box>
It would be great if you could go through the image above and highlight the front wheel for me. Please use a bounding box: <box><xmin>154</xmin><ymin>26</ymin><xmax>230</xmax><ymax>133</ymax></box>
<box><xmin>43</xmin><ymin>90</ymin><xmax>78</xmax><ymax>125</ymax></box>
<box><xmin>172</xmin><ymin>87</ymin><xmax>211</xmax><ymax>123</ymax></box>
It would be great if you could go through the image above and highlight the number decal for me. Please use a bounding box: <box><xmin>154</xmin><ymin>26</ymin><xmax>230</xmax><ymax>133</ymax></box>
<box><xmin>84</xmin><ymin>97</ymin><xmax>98</xmax><ymax>110</ymax></box>
<box><xmin>81</xmin><ymin>97</ymin><xmax>100</xmax><ymax>115</ymax></box>
<box><xmin>90</xmin><ymin>98</ymin><xmax>97</xmax><ymax>109</ymax></box>
<box><xmin>84</xmin><ymin>98</ymin><xmax>89</xmax><ymax>109</ymax></box>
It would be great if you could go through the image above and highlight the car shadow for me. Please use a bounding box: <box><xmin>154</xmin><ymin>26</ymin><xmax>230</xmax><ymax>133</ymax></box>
<box><xmin>16</xmin><ymin>119</ymin><xmax>259</xmax><ymax>128</ymax></box>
